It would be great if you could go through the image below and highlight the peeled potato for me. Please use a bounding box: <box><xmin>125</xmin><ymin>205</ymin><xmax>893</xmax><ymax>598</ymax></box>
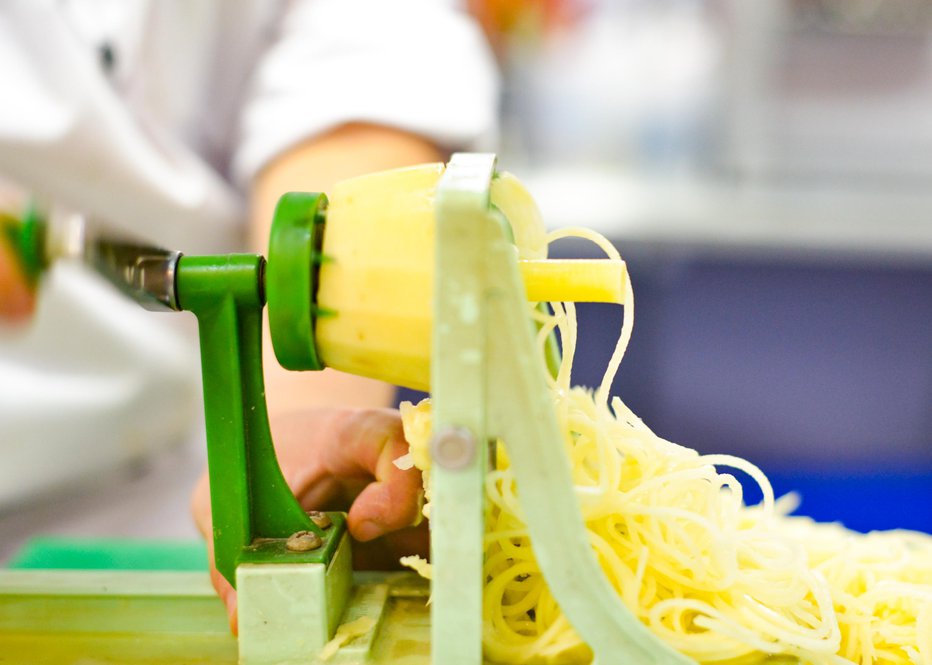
<box><xmin>314</xmin><ymin>164</ymin><xmax>548</xmax><ymax>391</ymax></box>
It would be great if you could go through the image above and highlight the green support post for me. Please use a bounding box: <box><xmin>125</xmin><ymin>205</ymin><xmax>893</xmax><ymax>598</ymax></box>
<box><xmin>177</xmin><ymin>252</ymin><xmax>352</xmax><ymax>663</ymax></box>
<box><xmin>175</xmin><ymin>254</ymin><xmax>341</xmax><ymax>586</ymax></box>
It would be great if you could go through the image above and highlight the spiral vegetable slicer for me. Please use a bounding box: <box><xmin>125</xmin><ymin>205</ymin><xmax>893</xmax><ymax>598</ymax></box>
<box><xmin>0</xmin><ymin>154</ymin><xmax>692</xmax><ymax>665</ymax></box>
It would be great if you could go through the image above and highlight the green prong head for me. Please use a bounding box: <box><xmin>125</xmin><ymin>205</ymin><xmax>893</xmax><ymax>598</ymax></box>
<box><xmin>267</xmin><ymin>192</ymin><xmax>328</xmax><ymax>371</ymax></box>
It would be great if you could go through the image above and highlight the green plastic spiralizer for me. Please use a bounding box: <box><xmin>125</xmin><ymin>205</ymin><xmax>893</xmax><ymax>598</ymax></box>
<box><xmin>0</xmin><ymin>154</ymin><xmax>693</xmax><ymax>665</ymax></box>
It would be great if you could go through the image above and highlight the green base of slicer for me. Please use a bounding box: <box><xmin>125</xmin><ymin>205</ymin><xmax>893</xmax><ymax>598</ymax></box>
<box><xmin>0</xmin><ymin>537</ymin><xmax>433</xmax><ymax>665</ymax></box>
<box><xmin>0</xmin><ymin>567</ymin><xmax>433</xmax><ymax>665</ymax></box>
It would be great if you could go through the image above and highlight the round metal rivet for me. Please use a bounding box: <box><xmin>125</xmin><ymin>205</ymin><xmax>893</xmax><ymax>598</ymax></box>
<box><xmin>307</xmin><ymin>511</ymin><xmax>332</xmax><ymax>529</ymax></box>
<box><xmin>286</xmin><ymin>530</ymin><xmax>322</xmax><ymax>552</ymax></box>
<box><xmin>431</xmin><ymin>426</ymin><xmax>476</xmax><ymax>470</ymax></box>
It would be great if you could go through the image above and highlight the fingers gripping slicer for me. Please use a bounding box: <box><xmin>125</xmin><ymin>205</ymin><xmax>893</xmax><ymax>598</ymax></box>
<box><xmin>1</xmin><ymin>154</ymin><xmax>692</xmax><ymax>665</ymax></box>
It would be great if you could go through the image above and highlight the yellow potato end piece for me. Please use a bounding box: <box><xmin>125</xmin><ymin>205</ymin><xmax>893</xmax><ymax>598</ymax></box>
<box><xmin>319</xmin><ymin>615</ymin><xmax>378</xmax><ymax>661</ymax></box>
<box><xmin>519</xmin><ymin>259</ymin><xmax>626</xmax><ymax>305</ymax></box>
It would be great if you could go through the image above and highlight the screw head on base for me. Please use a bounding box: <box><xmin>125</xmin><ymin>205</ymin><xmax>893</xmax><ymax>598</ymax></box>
<box><xmin>286</xmin><ymin>530</ymin><xmax>323</xmax><ymax>552</ymax></box>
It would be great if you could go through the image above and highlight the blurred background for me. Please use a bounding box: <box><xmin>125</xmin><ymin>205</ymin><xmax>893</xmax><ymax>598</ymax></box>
<box><xmin>1</xmin><ymin>0</ymin><xmax>930</xmax><ymax>566</ymax></box>
<box><xmin>478</xmin><ymin>0</ymin><xmax>932</xmax><ymax>532</ymax></box>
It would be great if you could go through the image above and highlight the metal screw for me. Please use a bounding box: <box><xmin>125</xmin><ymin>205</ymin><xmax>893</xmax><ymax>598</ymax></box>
<box><xmin>431</xmin><ymin>426</ymin><xmax>476</xmax><ymax>470</ymax></box>
<box><xmin>286</xmin><ymin>530</ymin><xmax>322</xmax><ymax>552</ymax></box>
<box><xmin>307</xmin><ymin>510</ymin><xmax>332</xmax><ymax>529</ymax></box>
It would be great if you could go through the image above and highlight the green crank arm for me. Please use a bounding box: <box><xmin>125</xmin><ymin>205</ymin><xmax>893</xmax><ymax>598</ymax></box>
<box><xmin>1</xmin><ymin>206</ymin><xmax>47</xmax><ymax>286</ymax></box>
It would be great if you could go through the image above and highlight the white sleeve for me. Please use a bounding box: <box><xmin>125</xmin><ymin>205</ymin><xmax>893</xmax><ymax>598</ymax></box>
<box><xmin>233</xmin><ymin>0</ymin><xmax>500</xmax><ymax>184</ymax></box>
<box><xmin>0</xmin><ymin>1</ymin><xmax>242</xmax><ymax>252</ymax></box>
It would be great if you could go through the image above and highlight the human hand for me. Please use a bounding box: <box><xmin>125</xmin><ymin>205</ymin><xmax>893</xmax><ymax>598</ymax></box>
<box><xmin>0</xmin><ymin>222</ymin><xmax>35</xmax><ymax>321</ymax></box>
<box><xmin>190</xmin><ymin>407</ymin><xmax>428</xmax><ymax>633</ymax></box>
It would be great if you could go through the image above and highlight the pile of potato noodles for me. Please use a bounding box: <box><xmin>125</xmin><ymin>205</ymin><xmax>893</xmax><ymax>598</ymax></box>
<box><xmin>399</xmin><ymin>228</ymin><xmax>932</xmax><ymax>665</ymax></box>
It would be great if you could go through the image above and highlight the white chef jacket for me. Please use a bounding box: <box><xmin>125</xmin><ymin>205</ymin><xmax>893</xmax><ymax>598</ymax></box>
<box><xmin>0</xmin><ymin>0</ymin><xmax>499</xmax><ymax>505</ymax></box>
<box><xmin>0</xmin><ymin>0</ymin><xmax>498</xmax><ymax>250</ymax></box>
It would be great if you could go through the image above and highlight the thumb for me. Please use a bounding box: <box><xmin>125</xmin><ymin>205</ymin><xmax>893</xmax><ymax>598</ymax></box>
<box><xmin>347</xmin><ymin>474</ymin><xmax>423</xmax><ymax>542</ymax></box>
<box><xmin>345</xmin><ymin>417</ymin><xmax>423</xmax><ymax>542</ymax></box>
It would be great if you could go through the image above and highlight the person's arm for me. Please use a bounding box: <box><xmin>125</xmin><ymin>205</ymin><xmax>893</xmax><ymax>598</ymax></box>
<box><xmin>251</xmin><ymin>122</ymin><xmax>443</xmax><ymax>416</ymax></box>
